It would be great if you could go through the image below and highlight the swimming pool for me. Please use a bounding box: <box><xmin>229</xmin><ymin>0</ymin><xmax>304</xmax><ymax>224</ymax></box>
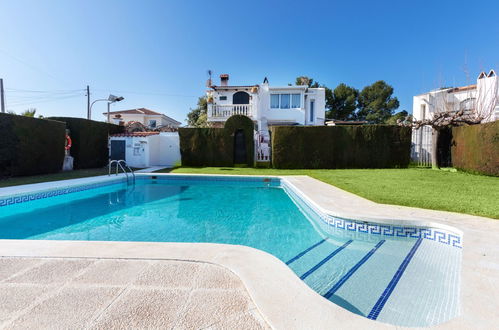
<box><xmin>0</xmin><ymin>175</ymin><xmax>462</xmax><ymax>327</ymax></box>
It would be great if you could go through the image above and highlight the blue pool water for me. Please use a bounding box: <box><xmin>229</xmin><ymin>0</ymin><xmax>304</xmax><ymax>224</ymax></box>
<box><xmin>0</xmin><ymin>177</ymin><xmax>461</xmax><ymax>327</ymax></box>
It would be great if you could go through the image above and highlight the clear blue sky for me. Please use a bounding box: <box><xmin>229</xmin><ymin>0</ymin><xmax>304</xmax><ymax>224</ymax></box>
<box><xmin>1</xmin><ymin>0</ymin><xmax>498</xmax><ymax>123</ymax></box>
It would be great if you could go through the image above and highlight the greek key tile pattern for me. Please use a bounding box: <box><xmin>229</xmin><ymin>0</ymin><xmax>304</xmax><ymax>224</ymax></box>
<box><xmin>282</xmin><ymin>181</ymin><xmax>462</xmax><ymax>249</ymax></box>
<box><xmin>0</xmin><ymin>175</ymin><xmax>280</xmax><ymax>207</ymax></box>
<box><xmin>0</xmin><ymin>178</ymin><xmax>126</xmax><ymax>207</ymax></box>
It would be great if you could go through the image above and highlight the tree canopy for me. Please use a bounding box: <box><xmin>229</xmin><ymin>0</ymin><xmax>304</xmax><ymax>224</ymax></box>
<box><xmin>186</xmin><ymin>97</ymin><xmax>208</xmax><ymax>127</ymax></box>
<box><xmin>294</xmin><ymin>77</ymin><xmax>399</xmax><ymax>123</ymax></box>
<box><xmin>357</xmin><ymin>81</ymin><xmax>399</xmax><ymax>123</ymax></box>
<box><xmin>295</xmin><ymin>76</ymin><xmax>320</xmax><ymax>88</ymax></box>
<box><xmin>326</xmin><ymin>83</ymin><xmax>359</xmax><ymax>120</ymax></box>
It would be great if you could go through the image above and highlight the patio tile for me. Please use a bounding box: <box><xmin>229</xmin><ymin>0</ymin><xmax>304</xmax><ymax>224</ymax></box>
<box><xmin>0</xmin><ymin>285</ymin><xmax>49</xmax><ymax>323</ymax></box>
<box><xmin>72</xmin><ymin>259</ymin><xmax>149</xmax><ymax>285</ymax></box>
<box><xmin>7</xmin><ymin>286</ymin><xmax>121</xmax><ymax>329</ymax></box>
<box><xmin>6</xmin><ymin>259</ymin><xmax>94</xmax><ymax>284</ymax></box>
<box><xmin>176</xmin><ymin>289</ymin><xmax>255</xmax><ymax>329</ymax></box>
<box><xmin>91</xmin><ymin>288</ymin><xmax>189</xmax><ymax>329</ymax></box>
<box><xmin>206</xmin><ymin>310</ymin><xmax>270</xmax><ymax>330</ymax></box>
<box><xmin>196</xmin><ymin>263</ymin><xmax>245</xmax><ymax>290</ymax></box>
<box><xmin>133</xmin><ymin>260</ymin><xmax>203</xmax><ymax>288</ymax></box>
<box><xmin>0</xmin><ymin>258</ymin><xmax>44</xmax><ymax>281</ymax></box>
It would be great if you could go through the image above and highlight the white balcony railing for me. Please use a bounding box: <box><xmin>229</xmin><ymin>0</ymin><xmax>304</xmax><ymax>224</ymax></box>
<box><xmin>209</xmin><ymin>104</ymin><xmax>252</xmax><ymax>119</ymax></box>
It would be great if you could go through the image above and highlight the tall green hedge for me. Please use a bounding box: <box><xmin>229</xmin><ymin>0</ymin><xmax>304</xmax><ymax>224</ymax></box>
<box><xmin>179</xmin><ymin>115</ymin><xmax>255</xmax><ymax>167</ymax></box>
<box><xmin>49</xmin><ymin>117</ymin><xmax>124</xmax><ymax>169</ymax></box>
<box><xmin>271</xmin><ymin>125</ymin><xmax>412</xmax><ymax>169</ymax></box>
<box><xmin>451</xmin><ymin>121</ymin><xmax>499</xmax><ymax>176</ymax></box>
<box><xmin>0</xmin><ymin>113</ymin><xmax>66</xmax><ymax>178</ymax></box>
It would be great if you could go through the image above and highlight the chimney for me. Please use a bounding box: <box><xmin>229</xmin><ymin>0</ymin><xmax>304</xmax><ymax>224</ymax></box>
<box><xmin>220</xmin><ymin>74</ymin><xmax>229</xmax><ymax>86</ymax></box>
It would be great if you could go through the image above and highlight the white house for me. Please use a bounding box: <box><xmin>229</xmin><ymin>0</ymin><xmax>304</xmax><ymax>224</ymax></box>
<box><xmin>413</xmin><ymin>70</ymin><xmax>499</xmax><ymax>123</ymax></box>
<box><xmin>411</xmin><ymin>70</ymin><xmax>498</xmax><ymax>165</ymax></box>
<box><xmin>206</xmin><ymin>74</ymin><xmax>326</xmax><ymax>131</ymax></box>
<box><xmin>104</xmin><ymin>108</ymin><xmax>181</xmax><ymax>130</ymax></box>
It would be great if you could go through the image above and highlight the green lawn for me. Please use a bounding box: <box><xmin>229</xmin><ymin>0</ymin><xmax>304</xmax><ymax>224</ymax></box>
<box><xmin>164</xmin><ymin>167</ymin><xmax>499</xmax><ymax>219</ymax></box>
<box><xmin>0</xmin><ymin>168</ymin><xmax>112</xmax><ymax>188</ymax></box>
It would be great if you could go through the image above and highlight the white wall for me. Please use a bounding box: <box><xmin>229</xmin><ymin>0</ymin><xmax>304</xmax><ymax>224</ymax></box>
<box><xmin>157</xmin><ymin>133</ymin><xmax>181</xmax><ymax>166</ymax></box>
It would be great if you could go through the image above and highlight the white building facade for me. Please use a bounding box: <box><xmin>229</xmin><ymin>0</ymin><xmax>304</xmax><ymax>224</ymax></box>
<box><xmin>105</xmin><ymin>108</ymin><xmax>181</xmax><ymax>130</ymax></box>
<box><xmin>206</xmin><ymin>74</ymin><xmax>326</xmax><ymax>131</ymax></box>
<box><xmin>411</xmin><ymin>70</ymin><xmax>498</xmax><ymax>165</ymax></box>
<box><xmin>413</xmin><ymin>70</ymin><xmax>499</xmax><ymax>123</ymax></box>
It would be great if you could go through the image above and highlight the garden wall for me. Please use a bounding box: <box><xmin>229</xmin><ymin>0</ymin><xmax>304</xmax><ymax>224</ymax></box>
<box><xmin>179</xmin><ymin>115</ymin><xmax>254</xmax><ymax>167</ymax></box>
<box><xmin>0</xmin><ymin>113</ymin><xmax>66</xmax><ymax>178</ymax></box>
<box><xmin>451</xmin><ymin>121</ymin><xmax>499</xmax><ymax>176</ymax></box>
<box><xmin>271</xmin><ymin>125</ymin><xmax>412</xmax><ymax>169</ymax></box>
<box><xmin>49</xmin><ymin>117</ymin><xmax>124</xmax><ymax>169</ymax></box>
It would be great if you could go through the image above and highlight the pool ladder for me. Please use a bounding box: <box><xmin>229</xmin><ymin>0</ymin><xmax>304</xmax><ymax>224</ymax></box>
<box><xmin>108</xmin><ymin>160</ymin><xmax>135</xmax><ymax>184</ymax></box>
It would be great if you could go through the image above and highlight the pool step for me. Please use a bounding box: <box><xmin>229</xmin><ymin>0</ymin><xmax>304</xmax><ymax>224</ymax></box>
<box><xmin>287</xmin><ymin>237</ymin><xmax>422</xmax><ymax>318</ymax></box>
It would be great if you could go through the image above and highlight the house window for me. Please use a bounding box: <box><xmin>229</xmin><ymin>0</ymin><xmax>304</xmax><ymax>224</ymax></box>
<box><xmin>291</xmin><ymin>94</ymin><xmax>301</xmax><ymax>108</ymax></box>
<box><xmin>310</xmin><ymin>100</ymin><xmax>315</xmax><ymax>122</ymax></box>
<box><xmin>271</xmin><ymin>94</ymin><xmax>280</xmax><ymax>108</ymax></box>
<box><xmin>271</xmin><ymin>93</ymin><xmax>301</xmax><ymax>109</ymax></box>
<box><xmin>149</xmin><ymin>120</ymin><xmax>157</xmax><ymax>128</ymax></box>
<box><xmin>280</xmin><ymin>94</ymin><xmax>290</xmax><ymax>109</ymax></box>
<box><xmin>219</xmin><ymin>96</ymin><xmax>227</xmax><ymax>101</ymax></box>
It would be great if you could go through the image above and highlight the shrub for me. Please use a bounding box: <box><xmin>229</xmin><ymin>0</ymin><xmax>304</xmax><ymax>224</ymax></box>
<box><xmin>49</xmin><ymin>117</ymin><xmax>123</xmax><ymax>169</ymax></box>
<box><xmin>179</xmin><ymin>115</ymin><xmax>255</xmax><ymax>167</ymax></box>
<box><xmin>271</xmin><ymin>125</ymin><xmax>411</xmax><ymax>169</ymax></box>
<box><xmin>0</xmin><ymin>113</ymin><xmax>66</xmax><ymax>178</ymax></box>
<box><xmin>451</xmin><ymin>121</ymin><xmax>499</xmax><ymax>176</ymax></box>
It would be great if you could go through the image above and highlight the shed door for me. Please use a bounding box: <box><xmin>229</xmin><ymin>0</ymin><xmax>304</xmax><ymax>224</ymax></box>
<box><xmin>110</xmin><ymin>140</ymin><xmax>126</xmax><ymax>161</ymax></box>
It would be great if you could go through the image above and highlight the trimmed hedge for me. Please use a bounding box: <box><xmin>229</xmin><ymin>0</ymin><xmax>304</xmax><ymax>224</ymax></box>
<box><xmin>178</xmin><ymin>128</ymin><xmax>232</xmax><ymax>166</ymax></box>
<box><xmin>49</xmin><ymin>117</ymin><xmax>124</xmax><ymax>169</ymax></box>
<box><xmin>179</xmin><ymin>115</ymin><xmax>255</xmax><ymax>167</ymax></box>
<box><xmin>0</xmin><ymin>113</ymin><xmax>66</xmax><ymax>178</ymax></box>
<box><xmin>451</xmin><ymin>121</ymin><xmax>499</xmax><ymax>176</ymax></box>
<box><xmin>271</xmin><ymin>125</ymin><xmax>412</xmax><ymax>169</ymax></box>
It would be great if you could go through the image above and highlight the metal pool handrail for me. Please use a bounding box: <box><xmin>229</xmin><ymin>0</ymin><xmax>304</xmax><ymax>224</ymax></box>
<box><xmin>108</xmin><ymin>160</ymin><xmax>135</xmax><ymax>184</ymax></box>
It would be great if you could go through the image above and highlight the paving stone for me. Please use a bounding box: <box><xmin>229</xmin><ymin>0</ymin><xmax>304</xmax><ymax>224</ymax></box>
<box><xmin>72</xmin><ymin>259</ymin><xmax>149</xmax><ymax>285</ymax></box>
<box><xmin>91</xmin><ymin>288</ymin><xmax>189</xmax><ymax>329</ymax></box>
<box><xmin>134</xmin><ymin>260</ymin><xmax>203</xmax><ymax>288</ymax></box>
<box><xmin>8</xmin><ymin>286</ymin><xmax>121</xmax><ymax>329</ymax></box>
<box><xmin>0</xmin><ymin>285</ymin><xmax>49</xmax><ymax>322</ymax></box>
<box><xmin>6</xmin><ymin>259</ymin><xmax>94</xmax><ymax>284</ymax></box>
<box><xmin>177</xmin><ymin>289</ymin><xmax>254</xmax><ymax>329</ymax></box>
<box><xmin>196</xmin><ymin>263</ymin><xmax>245</xmax><ymax>290</ymax></box>
<box><xmin>0</xmin><ymin>258</ymin><xmax>44</xmax><ymax>281</ymax></box>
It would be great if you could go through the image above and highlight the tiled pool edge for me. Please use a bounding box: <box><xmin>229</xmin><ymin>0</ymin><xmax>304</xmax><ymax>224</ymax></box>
<box><xmin>281</xmin><ymin>178</ymin><xmax>463</xmax><ymax>249</ymax></box>
<box><xmin>0</xmin><ymin>173</ymin><xmax>463</xmax><ymax>249</ymax></box>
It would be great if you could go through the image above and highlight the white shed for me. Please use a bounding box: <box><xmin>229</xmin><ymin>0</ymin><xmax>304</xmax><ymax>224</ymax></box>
<box><xmin>109</xmin><ymin>132</ymin><xmax>180</xmax><ymax>168</ymax></box>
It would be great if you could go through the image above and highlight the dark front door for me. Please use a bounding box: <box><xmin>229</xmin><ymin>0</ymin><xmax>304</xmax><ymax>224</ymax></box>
<box><xmin>234</xmin><ymin>130</ymin><xmax>247</xmax><ymax>164</ymax></box>
<box><xmin>110</xmin><ymin>140</ymin><xmax>126</xmax><ymax>161</ymax></box>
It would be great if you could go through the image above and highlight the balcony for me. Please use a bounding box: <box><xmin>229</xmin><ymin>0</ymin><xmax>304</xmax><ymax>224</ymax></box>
<box><xmin>208</xmin><ymin>104</ymin><xmax>253</xmax><ymax>121</ymax></box>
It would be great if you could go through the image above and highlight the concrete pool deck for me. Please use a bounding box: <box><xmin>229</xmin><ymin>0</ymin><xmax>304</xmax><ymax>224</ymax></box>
<box><xmin>0</xmin><ymin>173</ymin><xmax>498</xmax><ymax>329</ymax></box>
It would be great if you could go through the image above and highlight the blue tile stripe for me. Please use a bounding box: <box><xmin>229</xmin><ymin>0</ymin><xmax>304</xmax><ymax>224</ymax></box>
<box><xmin>282</xmin><ymin>183</ymin><xmax>462</xmax><ymax>249</ymax></box>
<box><xmin>367</xmin><ymin>238</ymin><xmax>423</xmax><ymax>320</ymax></box>
<box><xmin>0</xmin><ymin>175</ymin><xmax>281</xmax><ymax>207</ymax></box>
<box><xmin>323</xmin><ymin>239</ymin><xmax>386</xmax><ymax>299</ymax></box>
<box><xmin>300</xmin><ymin>240</ymin><xmax>353</xmax><ymax>280</ymax></box>
<box><xmin>286</xmin><ymin>238</ymin><xmax>328</xmax><ymax>265</ymax></box>
<box><xmin>0</xmin><ymin>178</ymin><xmax>127</xmax><ymax>207</ymax></box>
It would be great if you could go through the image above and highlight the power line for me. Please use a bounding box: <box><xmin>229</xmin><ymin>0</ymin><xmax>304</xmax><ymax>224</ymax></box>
<box><xmin>92</xmin><ymin>88</ymin><xmax>198</xmax><ymax>98</ymax></box>
<box><xmin>0</xmin><ymin>48</ymin><xmax>70</xmax><ymax>85</ymax></box>
<box><xmin>6</xmin><ymin>93</ymin><xmax>83</xmax><ymax>107</ymax></box>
